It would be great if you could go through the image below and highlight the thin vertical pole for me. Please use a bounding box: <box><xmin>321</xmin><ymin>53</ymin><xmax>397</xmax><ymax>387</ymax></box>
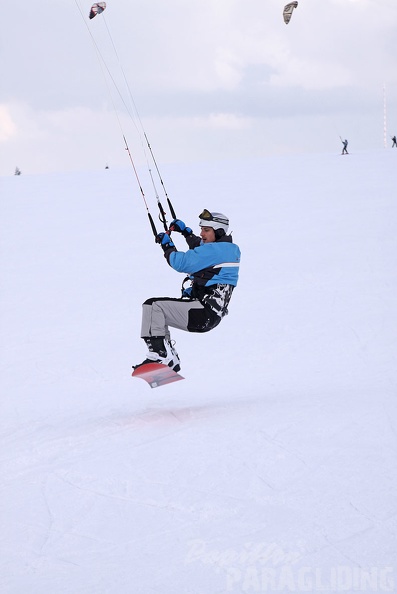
<box><xmin>383</xmin><ymin>83</ymin><xmax>387</xmax><ymax>149</ymax></box>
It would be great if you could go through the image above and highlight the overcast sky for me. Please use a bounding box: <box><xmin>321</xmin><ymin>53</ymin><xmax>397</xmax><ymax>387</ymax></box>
<box><xmin>1</xmin><ymin>0</ymin><xmax>397</xmax><ymax>175</ymax></box>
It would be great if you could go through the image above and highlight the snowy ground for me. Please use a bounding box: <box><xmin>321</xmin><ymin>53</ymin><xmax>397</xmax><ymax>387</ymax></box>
<box><xmin>1</xmin><ymin>150</ymin><xmax>396</xmax><ymax>593</ymax></box>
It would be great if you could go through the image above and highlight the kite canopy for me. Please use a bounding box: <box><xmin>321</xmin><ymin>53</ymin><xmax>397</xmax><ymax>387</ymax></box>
<box><xmin>283</xmin><ymin>1</ymin><xmax>298</xmax><ymax>24</ymax></box>
<box><xmin>89</xmin><ymin>2</ymin><xmax>106</xmax><ymax>19</ymax></box>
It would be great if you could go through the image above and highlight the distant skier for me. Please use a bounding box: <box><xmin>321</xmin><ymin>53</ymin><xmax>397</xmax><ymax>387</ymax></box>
<box><xmin>392</xmin><ymin>135</ymin><xmax>397</xmax><ymax>148</ymax></box>
<box><xmin>341</xmin><ymin>138</ymin><xmax>349</xmax><ymax>155</ymax></box>
<box><xmin>133</xmin><ymin>209</ymin><xmax>241</xmax><ymax>372</ymax></box>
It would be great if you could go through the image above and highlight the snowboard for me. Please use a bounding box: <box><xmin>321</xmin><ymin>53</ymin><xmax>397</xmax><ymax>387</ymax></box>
<box><xmin>132</xmin><ymin>362</ymin><xmax>184</xmax><ymax>389</ymax></box>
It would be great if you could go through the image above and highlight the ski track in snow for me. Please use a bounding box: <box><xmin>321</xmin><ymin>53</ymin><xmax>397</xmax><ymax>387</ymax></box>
<box><xmin>1</xmin><ymin>151</ymin><xmax>397</xmax><ymax>593</ymax></box>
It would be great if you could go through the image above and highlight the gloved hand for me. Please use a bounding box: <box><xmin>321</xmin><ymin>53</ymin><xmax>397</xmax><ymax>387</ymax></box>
<box><xmin>155</xmin><ymin>232</ymin><xmax>175</xmax><ymax>253</ymax></box>
<box><xmin>170</xmin><ymin>219</ymin><xmax>193</xmax><ymax>237</ymax></box>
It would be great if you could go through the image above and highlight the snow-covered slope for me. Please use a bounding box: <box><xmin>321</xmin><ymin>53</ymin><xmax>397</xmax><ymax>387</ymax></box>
<box><xmin>1</xmin><ymin>150</ymin><xmax>396</xmax><ymax>593</ymax></box>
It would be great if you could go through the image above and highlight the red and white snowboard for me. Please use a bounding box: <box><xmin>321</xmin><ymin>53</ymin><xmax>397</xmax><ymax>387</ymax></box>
<box><xmin>132</xmin><ymin>362</ymin><xmax>184</xmax><ymax>388</ymax></box>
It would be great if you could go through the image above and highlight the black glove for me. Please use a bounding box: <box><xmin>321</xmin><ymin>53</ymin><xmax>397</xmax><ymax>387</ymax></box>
<box><xmin>170</xmin><ymin>219</ymin><xmax>193</xmax><ymax>237</ymax></box>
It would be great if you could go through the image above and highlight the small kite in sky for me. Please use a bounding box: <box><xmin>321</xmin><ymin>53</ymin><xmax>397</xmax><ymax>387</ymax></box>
<box><xmin>89</xmin><ymin>2</ymin><xmax>107</xmax><ymax>20</ymax></box>
<box><xmin>283</xmin><ymin>1</ymin><xmax>298</xmax><ymax>24</ymax></box>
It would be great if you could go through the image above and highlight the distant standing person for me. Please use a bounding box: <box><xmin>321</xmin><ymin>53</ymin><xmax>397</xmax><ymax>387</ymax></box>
<box><xmin>392</xmin><ymin>135</ymin><xmax>397</xmax><ymax>148</ymax></box>
<box><xmin>341</xmin><ymin>138</ymin><xmax>349</xmax><ymax>155</ymax></box>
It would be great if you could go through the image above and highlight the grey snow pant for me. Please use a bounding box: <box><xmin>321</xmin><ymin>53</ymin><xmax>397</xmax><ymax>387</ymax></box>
<box><xmin>141</xmin><ymin>297</ymin><xmax>221</xmax><ymax>340</ymax></box>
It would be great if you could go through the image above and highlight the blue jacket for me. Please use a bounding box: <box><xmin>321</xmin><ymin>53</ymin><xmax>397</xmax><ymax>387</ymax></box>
<box><xmin>164</xmin><ymin>233</ymin><xmax>241</xmax><ymax>317</ymax></box>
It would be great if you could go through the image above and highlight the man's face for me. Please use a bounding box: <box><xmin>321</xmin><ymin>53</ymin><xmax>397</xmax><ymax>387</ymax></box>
<box><xmin>200</xmin><ymin>226</ymin><xmax>216</xmax><ymax>243</ymax></box>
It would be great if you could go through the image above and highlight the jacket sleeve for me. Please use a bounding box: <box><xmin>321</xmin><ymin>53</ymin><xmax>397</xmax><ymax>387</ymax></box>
<box><xmin>185</xmin><ymin>233</ymin><xmax>201</xmax><ymax>249</ymax></box>
<box><xmin>162</xmin><ymin>233</ymin><xmax>200</xmax><ymax>264</ymax></box>
<box><xmin>168</xmin><ymin>243</ymin><xmax>237</xmax><ymax>274</ymax></box>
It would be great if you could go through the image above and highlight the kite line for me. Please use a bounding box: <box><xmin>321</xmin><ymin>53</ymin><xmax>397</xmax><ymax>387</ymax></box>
<box><xmin>74</xmin><ymin>1</ymin><xmax>177</xmax><ymax>237</ymax></box>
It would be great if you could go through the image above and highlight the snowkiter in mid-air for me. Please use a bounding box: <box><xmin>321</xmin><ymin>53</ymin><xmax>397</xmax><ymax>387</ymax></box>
<box><xmin>392</xmin><ymin>135</ymin><xmax>397</xmax><ymax>148</ymax></box>
<box><xmin>133</xmin><ymin>209</ymin><xmax>241</xmax><ymax>372</ymax></box>
<box><xmin>341</xmin><ymin>138</ymin><xmax>349</xmax><ymax>155</ymax></box>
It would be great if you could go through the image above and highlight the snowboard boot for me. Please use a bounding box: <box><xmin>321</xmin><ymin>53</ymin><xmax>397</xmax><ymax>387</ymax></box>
<box><xmin>165</xmin><ymin>338</ymin><xmax>181</xmax><ymax>373</ymax></box>
<box><xmin>133</xmin><ymin>336</ymin><xmax>181</xmax><ymax>372</ymax></box>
